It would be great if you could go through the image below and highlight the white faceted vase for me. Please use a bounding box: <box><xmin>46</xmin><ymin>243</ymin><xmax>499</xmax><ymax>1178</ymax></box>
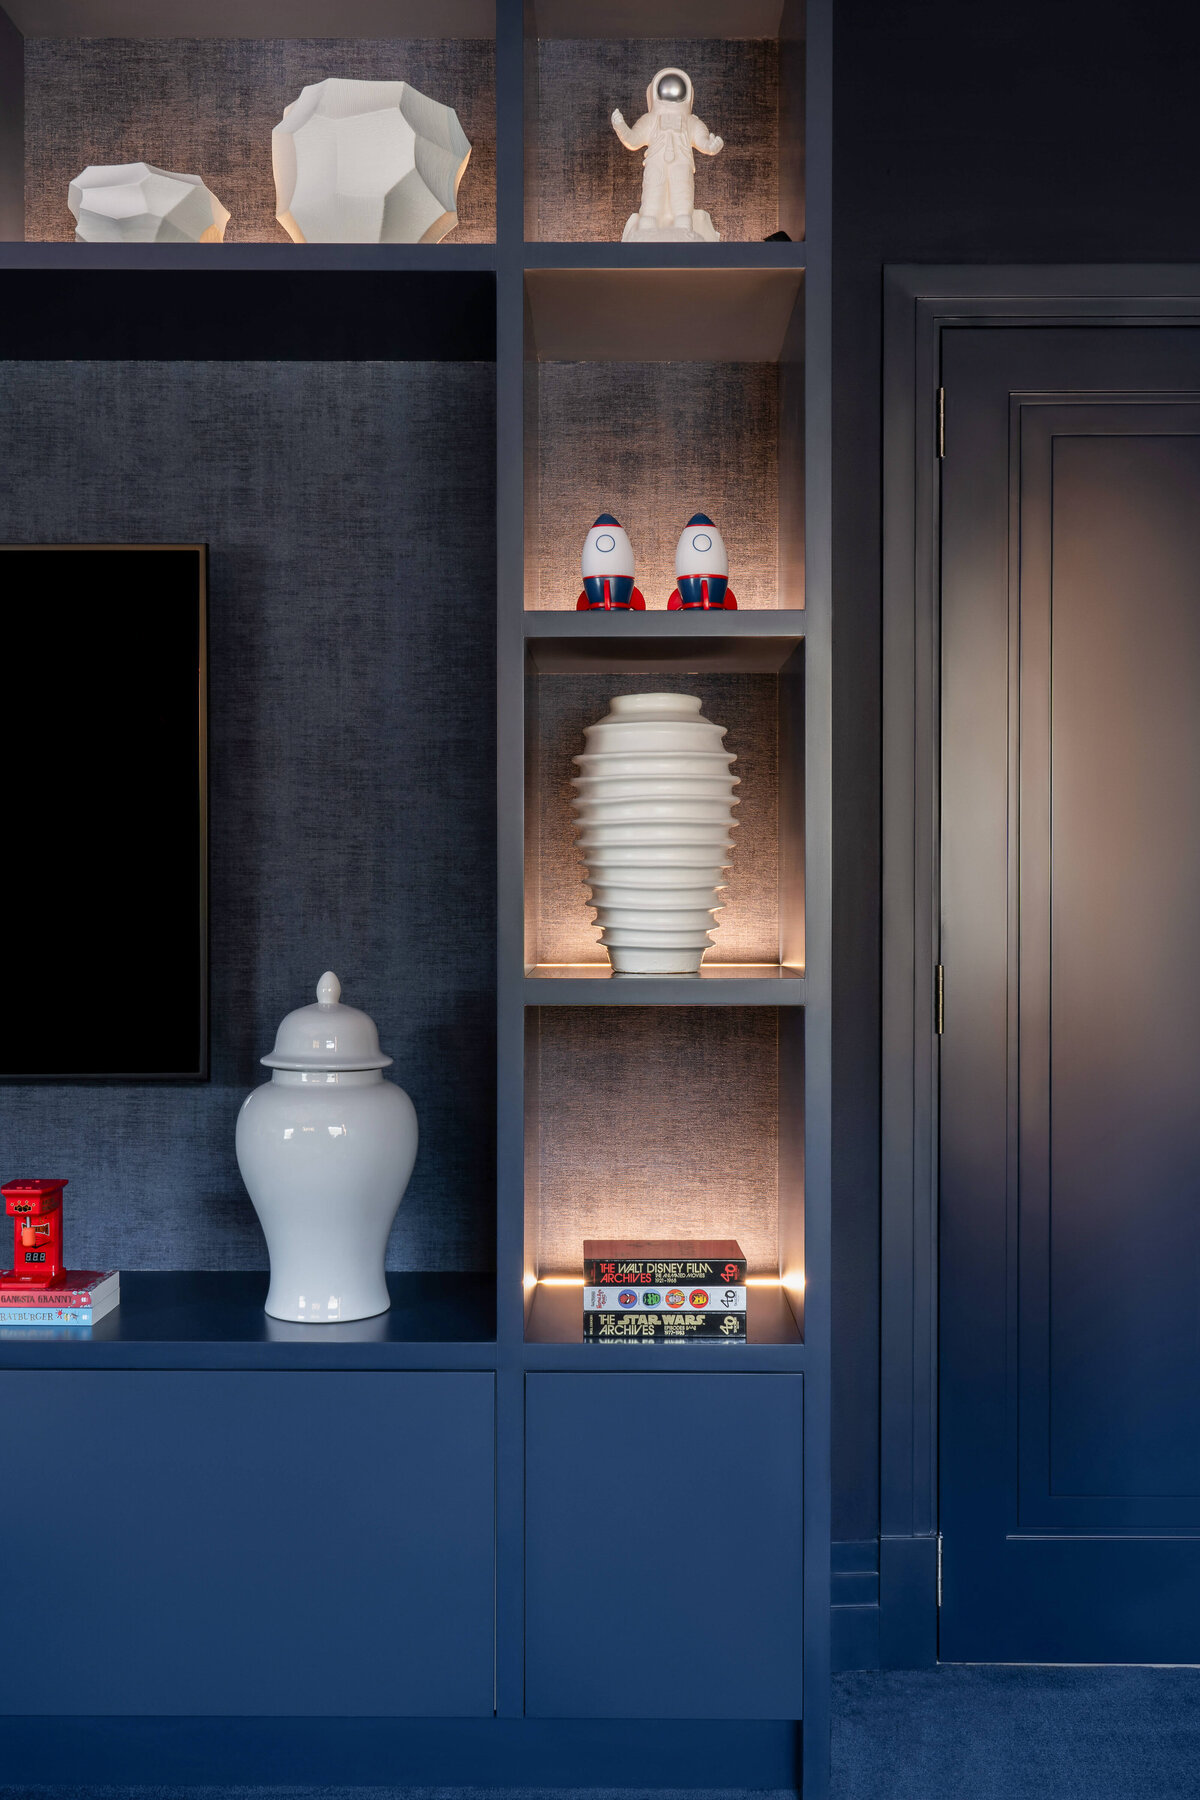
<box><xmin>571</xmin><ymin>693</ymin><xmax>740</xmax><ymax>975</ymax></box>
<box><xmin>68</xmin><ymin>163</ymin><xmax>230</xmax><ymax>243</ymax></box>
<box><xmin>272</xmin><ymin>78</ymin><xmax>472</xmax><ymax>244</ymax></box>
<box><xmin>235</xmin><ymin>972</ymin><xmax>418</xmax><ymax>1323</ymax></box>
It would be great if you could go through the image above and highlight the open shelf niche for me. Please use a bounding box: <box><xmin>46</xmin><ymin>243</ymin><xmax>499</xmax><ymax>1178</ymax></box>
<box><xmin>522</xmin><ymin>1003</ymin><xmax>804</xmax><ymax>1344</ymax></box>
<box><xmin>523</xmin><ymin>661</ymin><xmax>804</xmax><ymax>981</ymax></box>
<box><xmin>523</xmin><ymin>0</ymin><xmax>805</xmax><ymax>245</ymax></box>
<box><xmin>0</xmin><ymin>262</ymin><xmax>498</xmax><ymax>1323</ymax></box>
<box><xmin>0</xmin><ymin>0</ymin><xmax>496</xmax><ymax>244</ymax></box>
<box><xmin>523</xmin><ymin>265</ymin><xmax>804</xmax><ymax>613</ymax></box>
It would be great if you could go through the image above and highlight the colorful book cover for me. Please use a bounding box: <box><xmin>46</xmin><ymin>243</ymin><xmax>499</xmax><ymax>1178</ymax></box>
<box><xmin>583</xmin><ymin>1239</ymin><xmax>746</xmax><ymax>1286</ymax></box>
<box><xmin>0</xmin><ymin>1284</ymin><xmax>120</xmax><ymax>1327</ymax></box>
<box><xmin>0</xmin><ymin>1307</ymin><xmax>102</xmax><ymax>1326</ymax></box>
<box><xmin>583</xmin><ymin>1310</ymin><xmax>746</xmax><ymax>1343</ymax></box>
<box><xmin>0</xmin><ymin>1270</ymin><xmax>119</xmax><ymax>1309</ymax></box>
<box><xmin>585</xmin><ymin>1284</ymin><xmax>747</xmax><ymax>1313</ymax></box>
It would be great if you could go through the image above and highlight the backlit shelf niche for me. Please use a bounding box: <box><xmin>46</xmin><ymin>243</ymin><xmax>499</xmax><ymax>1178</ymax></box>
<box><xmin>1</xmin><ymin>0</ymin><xmax>496</xmax><ymax>244</ymax></box>
<box><xmin>523</xmin><ymin>663</ymin><xmax>804</xmax><ymax>979</ymax></box>
<box><xmin>523</xmin><ymin>267</ymin><xmax>804</xmax><ymax>613</ymax></box>
<box><xmin>522</xmin><ymin>1003</ymin><xmax>805</xmax><ymax>1344</ymax></box>
<box><xmin>523</xmin><ymin>0</ymin><xmax>805</xmax><ymax>245</ymax></box>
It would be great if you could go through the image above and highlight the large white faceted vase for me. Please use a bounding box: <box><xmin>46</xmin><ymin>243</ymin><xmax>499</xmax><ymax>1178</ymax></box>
<box><xmin>273</xmin><ymin>78</ymin><xmax>472</xmax><ymax>244</ymax></box>
<box><xmin>68</xmin><ymin>163</ymin><xmax>230</xmax><ymax>243</ymax></box>
<box><xmin>571</xmin><ymin>693</ymin><xmax>740</xmax><ymax>975</ymax></box>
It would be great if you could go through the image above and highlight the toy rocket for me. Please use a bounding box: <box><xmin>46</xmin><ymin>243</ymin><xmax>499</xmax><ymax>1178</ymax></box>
<box><xmin>667</xmin><ymin>513</ymin><xmax>738</xmax><ymax>610</ymax></box>
<box><xmin>577</xmin><ymin>513</ymin><xmax>646</xmax><ymax>610</ymax></box>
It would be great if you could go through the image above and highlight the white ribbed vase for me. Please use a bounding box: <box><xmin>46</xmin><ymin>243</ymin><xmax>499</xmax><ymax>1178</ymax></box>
<box><xmin>571</xmin><ymin>692</ymin><xmax>739</xmax><ymax>975</ymax></box>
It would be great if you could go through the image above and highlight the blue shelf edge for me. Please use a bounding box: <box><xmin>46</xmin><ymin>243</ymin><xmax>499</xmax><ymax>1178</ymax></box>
<box><xmin>524</xmin><ymin>241</ymin><xmax>807</xmax><ymax>271</ymax></box>
<box><xmin>524</xmin><ymin>969</ymin><xmax>806</xmax><ymax>1005</ymax></box>
<box><xmin>0</xmin><ymin>1270</ymin><xmax>496</xmax><ymax>1369</ymax></box>
<box><xmin>0</xmin><ymin>242</ymin><xmax>499</xmax><ymax>272</ymax></box>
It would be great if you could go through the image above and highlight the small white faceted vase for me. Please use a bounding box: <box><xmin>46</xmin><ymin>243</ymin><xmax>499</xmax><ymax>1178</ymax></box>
<box><xmin>272</xmin><ymin>78</ymin><xmax>471</xmax><ymax>244</ymax></box>
<box><xmin>236</xmin><ymin>973</ymin><xmax>418</xmax><ymax>1322</ymax></box>
<box><xmin>68</xmin><ymin>163</ymin><xmax>230</xmax><ymax>243</ymax></box>
<box><xmin>571</xmin><ymin>693</ymin><xmax>739</xmax><ymax>975</ymax></box>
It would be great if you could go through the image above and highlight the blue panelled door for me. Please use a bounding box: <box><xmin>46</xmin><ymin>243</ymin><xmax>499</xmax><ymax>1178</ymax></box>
<box><xmin>940</xmin><ymin>326</ymin><xmax>1200</xmax><ymax>1660</ymax></box>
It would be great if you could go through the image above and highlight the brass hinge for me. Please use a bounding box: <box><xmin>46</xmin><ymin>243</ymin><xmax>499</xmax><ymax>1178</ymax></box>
<box><xmin>937</xmin><ymin>386</ymin><xmax>945</xmax><ymax>458</ymax></box>
<box><xmin>936</xmin><ymin>1533</ymin><xmax>944</xmax><ymax>1607</ymax></box>
<box><xmin>935</xmin><ymin>964</ymin><xmax>944</xmax><ymax>1035</ymax></box>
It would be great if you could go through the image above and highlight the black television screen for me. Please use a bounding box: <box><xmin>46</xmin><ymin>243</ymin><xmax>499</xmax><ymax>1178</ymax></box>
<box><xmin>2</xmin><ymin>545</ymin><xmax>208</xmax><ymax>1079</ymax></box>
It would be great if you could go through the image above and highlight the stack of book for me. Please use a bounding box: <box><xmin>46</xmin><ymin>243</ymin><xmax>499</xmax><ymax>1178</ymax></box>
<box><xmin>0</xmin><ymin>1270</ymin><xmax>120</xmax><ymax>1328</ymax></box>
<box><xmin>582</xmin><ymin>1238</ymin><xmax>747</xmax><ymax>1343</ymax></box>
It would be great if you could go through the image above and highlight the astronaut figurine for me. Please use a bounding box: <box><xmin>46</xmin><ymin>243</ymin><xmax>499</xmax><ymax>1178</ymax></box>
<box><xmin>612</xmin><ymin>68</ymin><xmax>724</xmax><ymax>243</ymax></box>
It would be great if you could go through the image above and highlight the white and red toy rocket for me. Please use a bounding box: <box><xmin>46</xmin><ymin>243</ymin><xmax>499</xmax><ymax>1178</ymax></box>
<box><xmin>667</xmin><ymin>513</ymin><xmax>738</xmax><ymax>610</ymax></box>
<box><xmin>577</xmin><ymin>513</ymin><xmax>647</xmax><ymax>611</ymax></box>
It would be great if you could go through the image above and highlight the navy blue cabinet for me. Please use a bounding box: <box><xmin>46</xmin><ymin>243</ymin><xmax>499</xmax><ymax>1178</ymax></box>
<box><xmin>524</xmin><ymin>1372</ymin><xmax>804</xmax><ymax>1718</ymax></box>
<box><xmin>0</xmin><ymin>1371</ymin><xmax>495</xmax><ymax>1716</ymax></box>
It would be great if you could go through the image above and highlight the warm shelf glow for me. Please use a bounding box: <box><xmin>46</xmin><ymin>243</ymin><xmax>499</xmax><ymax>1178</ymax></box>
<box><xmin>531</xmin><ymin>1274</ymin><xmax>803</xmax><ymax>1289</ymax></box>
<box><xmin>527</xmin><ymin>963</ymin><xmax>805</xmax><ymax>978</ymax></box>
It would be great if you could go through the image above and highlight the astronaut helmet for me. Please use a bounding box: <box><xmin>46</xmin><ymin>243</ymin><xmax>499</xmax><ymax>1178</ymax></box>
<box><xmin>647</xmin><ymin>68</ymin><xmax>693</xmax><ymax>114</ymax></box>
<box><xmin>582</xmin><ymin>513</ymin><xmax>634</xmax><ymax>579</ymax></box>
<box><xmin>675</xmin><ymin>512</ymin><xmax>727</xmax><ymax>580</ymax></box>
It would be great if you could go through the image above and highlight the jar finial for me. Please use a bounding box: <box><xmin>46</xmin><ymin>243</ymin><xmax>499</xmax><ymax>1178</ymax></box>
<box><xmin>317</xmin><ymin>971</ymin><xmax>341</xmax><ymax>1006</ymax></box>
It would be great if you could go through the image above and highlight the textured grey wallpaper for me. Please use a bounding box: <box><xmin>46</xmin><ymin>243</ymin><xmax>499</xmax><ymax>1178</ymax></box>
<box><xmin>531</xmin><ymin>1006</ymin><xmax>779</xmax><ymax>1276</ymax></box>
<box><xmin>24</xmin><ymin>37</ymin><xmax>495</xmax><ymax>243</ymax></box>
<box><xmin>0</xmin><ymin>359</ymin><xmax>495</xmax><ymax>1272</ymax></box>
<box><xmin>533</xmin><ymin>39</ymin><xmax>780</xmax><ymax>243</ymax></box>
<box><xmin>532</xmin><ymin>362</ymin><xmax>782</xmax><ymax>612</ymax></box>
<box><xmin>530</xmin><ymin>671</ymin><xmax>780</xmax><ymax>968</ymax></box>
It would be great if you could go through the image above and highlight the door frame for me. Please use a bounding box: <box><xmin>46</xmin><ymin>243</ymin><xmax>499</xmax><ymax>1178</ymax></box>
<box><xmin>880</xmin><ymin>265</ymin><xmax>1200</xmax><ymax>1667</ymax></box>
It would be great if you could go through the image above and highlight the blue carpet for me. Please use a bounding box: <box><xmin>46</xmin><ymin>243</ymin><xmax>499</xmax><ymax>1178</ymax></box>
<box><xmin>5</xmin><ymin>1679</ymin><xmax>1200</xmax><ymax>1800</ymax></box>
<box><xmin>833</xmin><ymin>1666</ymin><xmax>1200</xmax><ymax>1799</ymax></box>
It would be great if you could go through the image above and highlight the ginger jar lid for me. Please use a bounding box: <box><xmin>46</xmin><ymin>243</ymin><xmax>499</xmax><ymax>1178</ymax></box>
<box><xmin>261</xmin><ymin>972</ymin><xmax>393</xmax><ymax>1072</ymax></box>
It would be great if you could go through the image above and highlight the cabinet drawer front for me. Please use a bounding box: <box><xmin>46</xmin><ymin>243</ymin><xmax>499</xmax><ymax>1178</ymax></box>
<box><xmin>0</xmin><ymin>1371</ymin><xmax>494</xmax><ymax>1716</ymax></box>
<box><xmin>525</xmin><ymin>1372</ymin><xmax>803</xmax><ymax>1718</ymax></box>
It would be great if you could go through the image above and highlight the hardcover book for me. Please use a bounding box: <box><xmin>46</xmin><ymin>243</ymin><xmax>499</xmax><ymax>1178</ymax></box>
<box><xmin>0</xmin><ymin>1270</ymin><xmax>118</xmax><ymax>1311</ymax></box>
<box><xmin>0</xmin><ymin>1305</ymin><xmax>112</xmax><ymax>1326</ymax></box>
<box><xmin>583</xmin><ymin>1238</ymin><xmax>746</xmax><ymax>1286</ymax></box>
<box><xmin>584</xmin><ymin>1310</ymin><xmax>746</xmax><ymax>1343</ymax></box>
<box><xmin>585</xmin><ymin>1284</ymin><xmax>747</xmax><ymax>1313</ymax></box>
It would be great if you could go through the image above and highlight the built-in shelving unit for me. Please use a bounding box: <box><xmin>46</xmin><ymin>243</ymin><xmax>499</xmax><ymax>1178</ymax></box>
<box><xmin>0</xmin><ymin>0</ymin><xmax>497</xmax><ymax>244</ymax></box>
<box><xmin>0</xmin><ymin>0</ymin><xmax>830</xmax><ymax>1789</ymax></box>
<box><xmin>502</xmin><ymin>0</ymin><xmax>829</xmax><ymax>1785</ymax></box>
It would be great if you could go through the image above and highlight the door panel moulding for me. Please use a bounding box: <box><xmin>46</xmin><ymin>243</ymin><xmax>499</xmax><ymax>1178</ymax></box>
<box><xmin>881</xmin><ymin>264</ymin><xmax>1200</xmax><ymax>1670</ymax></box>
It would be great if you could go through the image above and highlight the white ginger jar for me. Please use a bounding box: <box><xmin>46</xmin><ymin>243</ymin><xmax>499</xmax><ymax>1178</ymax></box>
<box><xmin>235</xmin><ymin>972</ymin><xmax>418</xmax><ymax>1322</ymax></box>
<box><xmin>571</xmin><ymin>692</ymin><xmax>740</xmax><ymax>975</ymax></box>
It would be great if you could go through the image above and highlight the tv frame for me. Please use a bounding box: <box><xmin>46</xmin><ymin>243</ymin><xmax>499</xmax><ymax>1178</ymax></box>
<box><xmin>0</xmin><ymin>543</ymin><xmax>209</xmax><ymax>1083</ymax></box>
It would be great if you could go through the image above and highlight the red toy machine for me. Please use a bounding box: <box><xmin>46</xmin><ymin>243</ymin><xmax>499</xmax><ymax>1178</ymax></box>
<box><xmin>1</xmin><ymin>1178</ymin><xmax>68</xmax><ymax>1287</ymax></box>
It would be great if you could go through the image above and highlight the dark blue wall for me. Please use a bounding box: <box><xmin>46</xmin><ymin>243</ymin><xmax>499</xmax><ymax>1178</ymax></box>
<box><xmin>833</xmin><ymin>0</ymin><xmax>1200</xmax><ymax>1544</ymax></box>
<box><xmin>0</xmin><ymin>359</ymin><xmax>496</xmax><ymax>1274</ymax></box>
